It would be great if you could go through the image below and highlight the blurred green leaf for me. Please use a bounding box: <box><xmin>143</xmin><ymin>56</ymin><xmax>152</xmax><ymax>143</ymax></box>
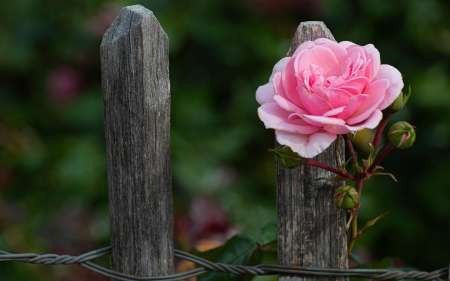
<box><xmin>199</xmin><ymin>233</ymin><xmax>258</xmax><ymax>281</ymax></box>
<box><xmin>258</xmin><ymin>220</ymin><xmax>277</xmax><ymax>248</ymax></box>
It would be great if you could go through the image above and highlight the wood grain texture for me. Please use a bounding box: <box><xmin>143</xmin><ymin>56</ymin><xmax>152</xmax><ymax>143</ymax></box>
<box><xmin>277</xmin><ymin>22</ymin><xmax>348</xmax><ymax>281</ymax></box>
<box><xmin>100</xmin><ymin>5</ymin><xmax>173</xmax><ymax>279</ymax></box>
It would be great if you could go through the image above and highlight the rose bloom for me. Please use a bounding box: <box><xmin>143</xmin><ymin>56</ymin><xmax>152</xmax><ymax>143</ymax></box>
<box><xmin>257</xmin><ymin>38</ymin><xmax>403</xmax><ymax>158</ymax></box>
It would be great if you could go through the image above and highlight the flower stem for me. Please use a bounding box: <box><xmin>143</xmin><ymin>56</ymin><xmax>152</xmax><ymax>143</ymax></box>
<box><xmin>347</xmin><ymin>211</ymin><xmax>358</xmax><ymax>254</ymax></box>
<box><xmin>372</xmin><ymin>113</ymin><xmax>392</xmax><ymax>149</ymax></box>
<box><xmin>347</xmin><ymin>177</ymin><xmax>365</xmax><ymax>254</ymax></box>
<box><xmin>367</xmin><ymin>144</ymin><xmax>395</xmax><ymax>173</ymax></box>
<box><xmin>343</xmin><ymin>134</ymin><xmax>360</xmax><ymax>175</ymax></box>
<box><xmin>305</xmin><ymin>159</ymin><xmax>355</xmax><ymax>180</ymax></box>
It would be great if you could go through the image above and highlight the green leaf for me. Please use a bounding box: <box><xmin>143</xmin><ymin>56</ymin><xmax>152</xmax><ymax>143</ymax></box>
<box><xmin>338</xmin><ymin>157</ymin><xmax>353</xmax><ymax>172</ymax></box>
<box><xmin>374</xmin><ymin>144</ymin><xmax>383</xmax><ymax>159</ymax></box>
<box><xmin>192</xmin><ymin>245</ymin><xmax>224</xmax><ymax>264</ymax></box>
<box><xmin>199</xmin><ymin>233</ymin><xmax>259</xmax><ymax>281</ymax></box>
<box><xmin>369</xmin><ymin>257</ymin><xmax>393</xmax><ymax>269</ymax></box>
<box><xmin>269</xmin><ymin>145</ymin><xmax>306</xmax><ymax>169</ymax></box>
<box><xmin>349</xmin><ymin>253</ymin><xmax>364</xmax><ymax>265</ymax></box>
<box><xmin>367</xmin><ymin>143</ymin><xmax>375</xmax><ymax>166</ymax></box>
<box><xmin>350</xmin><ymin>257</ymin><xmax>394</xmax><ymax>281</ymax></box>
<box><xmin>358</xmin><ymin>211</ymin><xmax>389</xmax><ymax>237</ymax></box>
<box><xmin>372</xmin><ymin>172</ymin><xmax>398</xmax><ymax>182</ymax></box>
<box><xmin>258</xmin><ymin>220</ymin><xmax>277</xmax><ymax>247</ymax></box>
<box><xmin>243</xmin><ymin>247</ymin><xmax>264</xmax><ymax>281</ymax></box>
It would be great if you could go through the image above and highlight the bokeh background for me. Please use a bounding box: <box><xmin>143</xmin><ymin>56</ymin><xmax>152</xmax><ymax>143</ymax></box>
<box><xmin>1</xmin><ymin>0</ymin><xmax>450</xmax><ymax>280</ymax></box>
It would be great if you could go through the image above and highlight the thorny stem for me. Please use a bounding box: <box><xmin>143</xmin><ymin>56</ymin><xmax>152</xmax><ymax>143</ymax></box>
<box><xmin>367</xmin><ymin>144</ymin><xmax>395</xmax><ymax>174</ymax></box>
<box><xmin>347</xmin><ymin>177</ymin><xmax>365</xmax><ymax>254</ymax></box>
<box><xmin>305</xmin><ymin>159</ymin><xmax>355</xmax><ymax>180</ymax></box>
<box><xmin>347</xmin><ymin>211</ymin><xmax>358</xmax><ymax>254</ymax></box>
<box><xmin>344</xmin><ymin>114</ymin><xmax>397</xmax><ymax>254</ymax></box>
<box><xmin>372</xmin><ymin>113</ymin><xmax>393</xmax><ymax>149</ymax></box>
<box><xmin>343</xmin><ymin>134</ymin><xmax>360</xmax><ymax>175</ymax></box>
<box><xmin>342</xmin><ymin>133</ymin><xmax>363</xmax><ymax>254</ymax></box>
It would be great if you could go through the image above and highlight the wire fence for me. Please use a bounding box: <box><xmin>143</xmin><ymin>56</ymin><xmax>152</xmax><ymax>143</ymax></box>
<box><xmin>0</xmin><ymin>246</ymin><xmax>448</xmax><ymax>281</ymax></box>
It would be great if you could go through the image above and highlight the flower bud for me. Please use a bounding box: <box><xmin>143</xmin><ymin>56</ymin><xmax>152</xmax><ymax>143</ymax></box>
<box><xmin>334</xmin><ymin>186</ymin><xmax>359</xmax><ymax>210</ymax></box>
<box><xmin>384</xmin><ymin>86</ymin><xmax>411</xmax><ymax>114</ymax></box>
<box><xmin>388</xmin><ymin>121</ymin><xmax>416</xmax><ymax>149</ymax></box>
<box><xmin>269</xmin><ymin>145</ymin><xmax>307</xmax><ymax>169</ymax></box>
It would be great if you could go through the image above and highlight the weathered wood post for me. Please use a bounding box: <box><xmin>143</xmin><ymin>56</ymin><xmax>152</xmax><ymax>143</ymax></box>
<box><xmin>100</xmin><ymin>5</ymin><xmax>174</xmax><ymax>280</ymax></box>
<box><xmin>277</xmin><ymin>22</ymin><xmax>348</xmax><ymax>281</ymax></box>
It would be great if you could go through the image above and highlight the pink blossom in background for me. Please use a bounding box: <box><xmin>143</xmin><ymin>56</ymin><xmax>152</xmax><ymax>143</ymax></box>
<box><xmin>257</xmin><ymin>38</ymin><xmax>403</xmax><ymax>158</ymax></box>
<box><xmin>188</xmin><ymin>197</ymin><xmax>237</xmax><ymax>244</ymax></box>
<box><xmin>47</xmin><ymin>66</ymin><xmax>83</xmax><ymax>103</ymax></box>
<box><xmin>174</xmin><ymin>197</ymin><xmax>238</xmax><ymax>251</ymax></box>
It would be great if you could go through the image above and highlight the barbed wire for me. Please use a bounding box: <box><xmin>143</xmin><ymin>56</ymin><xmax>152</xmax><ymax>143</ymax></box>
<box><xmin>0</xmin><ymin>246</ymin><xmax>448</xmax><ymax>281</ymax></box>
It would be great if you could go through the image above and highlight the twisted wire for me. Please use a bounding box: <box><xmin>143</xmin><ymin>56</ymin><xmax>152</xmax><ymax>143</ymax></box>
<box><xmin>0</xmin><ymin>247</ymin><xmax>448</xmax><ymax>281</ymax></box>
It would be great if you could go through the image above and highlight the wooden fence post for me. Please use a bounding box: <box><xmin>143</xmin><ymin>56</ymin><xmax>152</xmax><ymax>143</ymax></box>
<box><xmin>100</xmin><ymin>5</ymin><xmax>174</xmax><ymax>279</ymax></box>
<box><xmin>277</xmin><ymin>22</ymin><xmax>348</xmax><ymax>281</ymax></box>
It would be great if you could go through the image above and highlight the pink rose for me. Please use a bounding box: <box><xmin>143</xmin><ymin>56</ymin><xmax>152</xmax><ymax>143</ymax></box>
<box><xmin>257</xmin><ymin>38</ymin><xmax>403</xmax><ymax>158</ymax></box>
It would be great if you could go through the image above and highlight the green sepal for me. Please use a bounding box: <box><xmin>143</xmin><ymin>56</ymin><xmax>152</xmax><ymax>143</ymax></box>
<box><xmin>269</xmin><ymin>145</ymin><xmax>306</xmax><ymax>169</ymax></box>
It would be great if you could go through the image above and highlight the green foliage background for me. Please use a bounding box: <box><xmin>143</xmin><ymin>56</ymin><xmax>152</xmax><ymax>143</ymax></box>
<box><xmin>1</xmin><ymin>0</ymin><xmax>449</xmax><ymax>280</ymax></box>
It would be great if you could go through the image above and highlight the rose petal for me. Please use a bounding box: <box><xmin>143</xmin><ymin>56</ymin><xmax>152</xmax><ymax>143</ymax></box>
<box><xmin>292</xmin><ymin>41</ymin><xmax>315</xmax><ymax>56</ymax></box>
<box><xmin>339</xmin><ymin>41</ymin><xmax>355</xmax><ymax>49</ymax></box>
<box><xmin>335</xmin><ymin>94</ymin><xmax>369</xmax><ymax>120</ymax></box>
<box><xmin>362</xmin><ymin>44</ymin><xmax>380</xmax><ymax>81</ymax></box>
<box><xmin>282</xmin><ymin>57</ymin><xmax>303</xmax><ymax>106</ymax></box>
<box><xmin>274</xmin><ymin>95</ymin><xmax>307</xmax><ymax>114</ymax></box>
<box><xmin>346</xmin><ymin>79</ymin><xmax>389</xmax><ymax>124</ymax></box>
<box><xmin>316</xmin><ymin>88</ymin><xmax>353</xmax><ymax>108</ymax></box>
<box><xmin>258</xmin><ymin>103</ymin><xmax>320</xmax><ymax>134</ymax></box>
<box><xmin>269</xmin><ymin>57</ymin><xmax>291</xmax><ymax>80</ymax></box>
<box><xmin>301</xmin><ymin>114</ymin><xmax>346</xmax><ymax>127</ymax></box>
<box><xmin>314</xmin><ymin>38</ymin><xmax>348</xmax><ymax>71</ymax></box>
<box><xmin>276</xmin><ymin>131</ymin><xmax>337</xmax><ymax>158</ymax></box>
<box><xmin>324</xmin><ymin>109</ymin><xmax>383</xmax><ymax>134</ymax></box>
<box><xmin>374</xmin><ymin>64</ymin><xmax>404</xmax><ymax>110</ymax></box>
<box><xmin>335</xmin><ymin>77</ymin><xmax>369</xmax><ymax>94</ymax></box>
<box><xmin>288</xmin><ymin>113</ymin><xmax>302</xmax><ymax>120</ymax></box>
<box><xmin>323</xmin><ymin>106</ymin><xmax>345</xmax><ymax>117</ymax></box>
<box><xmin>338</xmin><ymin>86</ymin><xmax>360</xmax><ymax>95</ymax></box>
<box><xmin>256</xmin><ymin>83</ymin><xmax>276</xmax><ymax>105</ymax></box>
<box><xmin>297</xmin><ymin>83</ymin><xmax>334</xmax><ymax>116</ymax></box>
<box><xmin>274</xmin><ymin>72</ymin><xmax>288</xmax><ymax>101</ymax></box>
<box><xmin>295</xmin><ymin>46</ymin><xmax>341</xmax><ymax>77</ymax></box>
<box><xmin>348</xmin><ymin>46</ymin><xmax>366</xmax><ymax>63</ymax></box>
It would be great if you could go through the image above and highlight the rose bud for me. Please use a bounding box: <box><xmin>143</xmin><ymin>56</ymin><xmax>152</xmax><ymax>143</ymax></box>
<box><xmin>384</xmin><ymin>86</ymin><xmax>411</xmax><ymax>114</ymax></box>
<box><xmin>388</xmin><ymin>121</ymin><xmax>416</xmax><ymax>149</ymax></box>
<box><xmin>269</xmin><ymin>145</ymin><xmax>306</xmax><ymax>169</ymax></box>
<box><xmin>334</xmin><ymin>185</ymin><xmax>359</xmax><ymax>210</ymax></box>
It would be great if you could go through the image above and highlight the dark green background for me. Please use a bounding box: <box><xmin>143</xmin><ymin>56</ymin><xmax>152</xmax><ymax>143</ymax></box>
<box><xmin>1</xmin><ymin>0</ymin><xmax>449</xmax><ymax>280</ymax></box>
